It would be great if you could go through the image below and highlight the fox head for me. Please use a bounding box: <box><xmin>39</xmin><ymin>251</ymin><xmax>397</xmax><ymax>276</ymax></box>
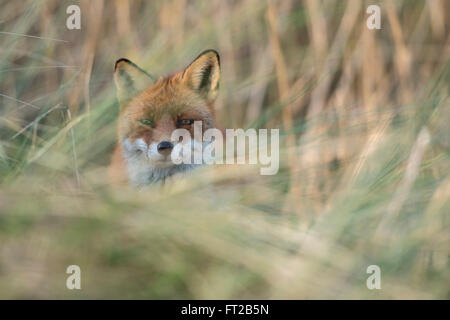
<box><xmin>113</xmin><ymin>50</ymin><xmax>220</xmax><ymax>184</ymax></box>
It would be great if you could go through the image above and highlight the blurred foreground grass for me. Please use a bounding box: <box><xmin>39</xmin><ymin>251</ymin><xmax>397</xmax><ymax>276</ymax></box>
<box><xmin>0</xmin><ymin>0</ymin><xmax>448</xmax><ymax>298</ymax></box>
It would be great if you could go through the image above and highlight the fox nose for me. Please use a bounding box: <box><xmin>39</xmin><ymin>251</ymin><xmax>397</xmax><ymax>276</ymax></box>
<box><xmin>157</xmin><ymin>141</ymin><xmax>174</xmax><ymax>156</ymax></box>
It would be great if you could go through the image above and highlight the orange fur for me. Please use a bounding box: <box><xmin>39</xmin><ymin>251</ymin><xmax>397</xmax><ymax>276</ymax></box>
<box><xmin>109</xmin><ymin>50</ymin><xmax>221</xmax><ymax>186</ymax></box>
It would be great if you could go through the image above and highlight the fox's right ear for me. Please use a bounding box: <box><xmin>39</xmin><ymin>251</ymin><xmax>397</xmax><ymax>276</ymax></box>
<box><xmin>114</xmin><ymin>58</ymin><xmax>154</xmax><ymax>106</ymax></box>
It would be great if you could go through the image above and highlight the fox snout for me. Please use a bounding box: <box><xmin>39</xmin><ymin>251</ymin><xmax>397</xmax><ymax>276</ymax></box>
<box><xmin>157</xmin><ymin>141</ymin><xmax>174</xmax><ymax>156</ymax></box>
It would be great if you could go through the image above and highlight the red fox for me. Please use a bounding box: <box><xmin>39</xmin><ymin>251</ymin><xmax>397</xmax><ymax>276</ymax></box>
<box><xmin>109</xmin><ymin>50</ymin><xmax>221</xmax><ymax>186</ymax></box>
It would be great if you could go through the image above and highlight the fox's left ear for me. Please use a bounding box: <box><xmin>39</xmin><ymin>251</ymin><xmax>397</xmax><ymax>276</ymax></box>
<box><xmin>182</xmin><ymin>50</ymin><xmax>220</xmax><ymax>103</ymax></box>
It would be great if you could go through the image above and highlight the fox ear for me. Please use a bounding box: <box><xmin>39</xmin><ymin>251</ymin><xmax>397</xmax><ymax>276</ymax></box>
<box><xmin>114</xmin><ymin>58</ymin><xmax>154</xmax><ymax>105</ymax></box>
<box><xmin>182</xmin><ymin>50</ymin><xmax>220</xmax><ymax>102</ymax></box>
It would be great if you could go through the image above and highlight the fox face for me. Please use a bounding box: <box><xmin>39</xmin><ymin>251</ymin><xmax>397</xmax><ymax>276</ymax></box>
<box><xmin>110</xmin><ymin>50</ymin><xmax>220</xmax><ymax>186</ymax></box>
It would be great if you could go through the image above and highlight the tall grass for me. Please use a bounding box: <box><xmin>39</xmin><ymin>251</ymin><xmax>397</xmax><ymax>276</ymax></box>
<box><xmin>0</xmin><ymin>0</ymin><xmax>448</xmax><ymax>299</ymax></box>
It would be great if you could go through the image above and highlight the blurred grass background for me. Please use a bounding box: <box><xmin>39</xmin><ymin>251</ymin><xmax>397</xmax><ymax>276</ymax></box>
<box><xmin>0</xmin><ymin>0</ymin><xmax>448</xmax><ymax>299</ymax></box>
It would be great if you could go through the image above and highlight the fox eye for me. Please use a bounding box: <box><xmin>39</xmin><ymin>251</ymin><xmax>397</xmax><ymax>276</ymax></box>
<box><xmin>139</xmin><ymin>119</ymin><xmax>154</xmax><ymax>127</ymax></box>
<box><xmin>177</xmin><ymin>119</ymin><xmax>194</xmax><ymax>126</ymax></box>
